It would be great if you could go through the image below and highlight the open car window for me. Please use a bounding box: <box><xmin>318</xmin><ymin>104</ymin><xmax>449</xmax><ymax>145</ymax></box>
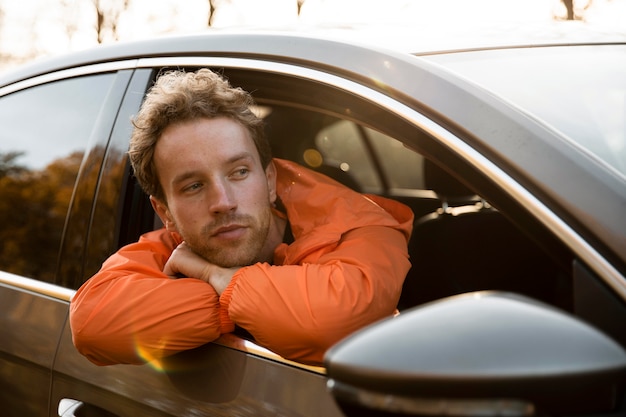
<box><xmin>124</xmin><ymin>66</ymin><xmax>574</xmax><ymax>327</ymax></box>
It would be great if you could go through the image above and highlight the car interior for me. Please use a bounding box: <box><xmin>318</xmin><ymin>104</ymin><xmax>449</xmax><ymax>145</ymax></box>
<box><xmin>260</xmin><ymin>103</ymin><xmax>573</xmax><ymax>313</ymax></box>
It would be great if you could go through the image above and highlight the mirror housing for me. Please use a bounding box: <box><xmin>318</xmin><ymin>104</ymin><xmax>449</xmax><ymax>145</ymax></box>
<box><xmin>325</xmin><ymin>292</ymin><xmax>626</xmax><ymax>416</ymax></box>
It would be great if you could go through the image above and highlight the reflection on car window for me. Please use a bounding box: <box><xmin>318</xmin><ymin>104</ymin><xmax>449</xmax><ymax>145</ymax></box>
<box><xmin>315</xmin><ymin>120</ymin><xmax>424</xmax><ymax>193</ymax></box>
<box><xmin>315</xmin><ymin>120</ymin><xmax>380</xmax><ymax>191</ymax></box>
<box><xmin>428</xmin><ymin>45</ymin><xmax>626</xmax><ymax>178</ymax></box>
<box><xmin>367</xmin><ymin>128</ymin><xmax>425</xmax><ymax>189</ymax></box>
<box><xmin>0</xmin><ymin>73</ymin><xmax>116</xmax><ymax>283</ymax></box>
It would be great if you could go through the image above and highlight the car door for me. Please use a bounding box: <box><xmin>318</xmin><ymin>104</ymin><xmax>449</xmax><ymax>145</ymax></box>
<box><xmin>0</xmin><ymin>68</ymin><xmax>132</xmax><ymax>416</ymax></box>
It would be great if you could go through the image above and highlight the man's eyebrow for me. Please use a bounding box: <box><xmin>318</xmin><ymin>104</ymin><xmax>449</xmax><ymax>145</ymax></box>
<box><xmin>171</xmin><ymin>153</ymin><xmax>256</xmax><ymax>185</ymax></box>
<box><xmin>172</xmin><ymin>170</ymin><xmax>202</xmax><ymax>186</ymax></box>
<box><xmin>226</xmin><ymin>152</ymin><xmax>255</xmax><ymax>165</ymax></box>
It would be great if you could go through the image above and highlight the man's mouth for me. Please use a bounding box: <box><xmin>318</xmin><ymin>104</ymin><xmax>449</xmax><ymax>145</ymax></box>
<box><xmin>211</xmin><ymin>224</ymin><xmax>247</xmax><ymax>240</ymax></box>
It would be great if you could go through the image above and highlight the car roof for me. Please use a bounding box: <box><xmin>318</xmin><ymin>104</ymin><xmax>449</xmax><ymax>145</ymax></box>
<box><xmin>260</xmin><ymin>20</ymin><xmax>626</xmax><ymax>54</ymax></box>
<box><xmin>1</xmin><ymin>21</ymin><xmax>625</xmax><ymax>87</ymax></box>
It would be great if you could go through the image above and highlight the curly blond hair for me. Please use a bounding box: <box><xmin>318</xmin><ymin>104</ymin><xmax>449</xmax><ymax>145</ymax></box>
<box><xmin>128</xmin><ymin>68</ymin><xmax>270</xmax><ymax>201</ymax></box>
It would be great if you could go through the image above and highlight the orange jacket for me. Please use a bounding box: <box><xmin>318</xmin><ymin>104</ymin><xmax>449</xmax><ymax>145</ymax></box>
<box><xmin>70</xmin><ymin>159</ymin><xmax>413</xmax><ymax>366</ymax></box>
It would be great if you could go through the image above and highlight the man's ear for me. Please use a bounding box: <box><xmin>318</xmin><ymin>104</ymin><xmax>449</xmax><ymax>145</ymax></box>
<box><xmin>265</xmin><ymin>160</ymin><xmax>278</xmax><ymax>204</ymax></box>
<box><xmin>150</xmin><ymin>196</ymin><xmax>177</xmax><ymax>232</ymax></box>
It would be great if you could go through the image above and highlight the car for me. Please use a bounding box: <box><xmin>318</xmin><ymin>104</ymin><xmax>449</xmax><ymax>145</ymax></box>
<box><xmin>1</xmin><ymin>22</ymin><xmax>625</xmax><ymax>417</ymax></box>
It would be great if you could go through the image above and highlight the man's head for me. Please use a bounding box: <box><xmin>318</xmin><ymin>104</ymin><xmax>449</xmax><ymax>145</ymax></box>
<box><xmin>129</xmin><ymin>68</ymin><xmax>272</xmax><ymax>202</ymax></box>
<box><xmin>129</xmin><ymin>69</ymin><xmax>283</xmax><ymax>268</ymax></box>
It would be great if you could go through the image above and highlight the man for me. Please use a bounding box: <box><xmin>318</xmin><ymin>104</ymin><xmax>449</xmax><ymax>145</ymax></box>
<box><xmin>70</xmin><ymin>68</ymin><xmax>413</xmax><ymax>366</ymax></box>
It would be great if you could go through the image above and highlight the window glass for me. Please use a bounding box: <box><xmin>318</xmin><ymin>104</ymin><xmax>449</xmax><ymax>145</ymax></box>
<box><xmin>315</xmin><ymin>120</ymin><xmax>425</xmax><ymax>192</ymax></box>
<box><xmin>427</xmin><ymin>45</ymin><xmax>626</xmax><ymax>177</ymax></box>
<box><xmin>367</xmin><ymin>127</ymin><xmax>425</xmax><ymax>189</ymax></box>
<box><xmin>315</xmin><ymin>120</ymin><xmax>381</xmax><ymax>192</ymax></box>
<box><xmin>0</xmin><ymin>73</ymin><xmax>116</xmax><ymax>282</ymax></box>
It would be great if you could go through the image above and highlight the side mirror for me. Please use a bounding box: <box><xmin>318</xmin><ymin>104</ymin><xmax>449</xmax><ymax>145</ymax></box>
<box><xmin>325</xmin><ymin>291</ymin><xmax>626</xmax><ymax>416</ymax></box>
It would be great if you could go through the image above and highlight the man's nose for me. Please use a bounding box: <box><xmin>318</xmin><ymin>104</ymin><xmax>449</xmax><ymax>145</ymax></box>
<box><xmin>208</xmin><ymin>179</ymin><xmax>237</xmax><ymax>214</ymax></box>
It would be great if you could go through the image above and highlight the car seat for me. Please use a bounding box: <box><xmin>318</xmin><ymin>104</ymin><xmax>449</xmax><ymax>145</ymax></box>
<box><xmin>397</xmin><ymin>160</ymin><xmax>564</xmax><ymax>310</ymax></box>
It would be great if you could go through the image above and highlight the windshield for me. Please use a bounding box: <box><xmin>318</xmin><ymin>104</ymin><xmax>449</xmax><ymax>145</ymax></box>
<box><xmin>426</xmin><ymin>45</ymin><xmax>626</xmax><ymax>179</ymax></box>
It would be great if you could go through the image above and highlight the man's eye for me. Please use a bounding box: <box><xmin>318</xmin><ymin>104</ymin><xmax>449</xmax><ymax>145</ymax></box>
<box><xmin>184</xmin><ymin>183</ymin><xmax>202</xmax><ymax>192</ymax></box>
<box><xmin>231</xmin><ymin>168</ymin><xmax>249</xmax><ymax>179</ymax></box>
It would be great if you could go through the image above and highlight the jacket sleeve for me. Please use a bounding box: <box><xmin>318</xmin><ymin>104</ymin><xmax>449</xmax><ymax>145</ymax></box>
<box><xmin>69</xmin><ymin>229</ymin><xmax>225</xmax><ymax>366</ymax></box>
<box><xmin>220</xmin><ymin>224</ymin><xmax>411</xmax><ymax>365</ymax></box>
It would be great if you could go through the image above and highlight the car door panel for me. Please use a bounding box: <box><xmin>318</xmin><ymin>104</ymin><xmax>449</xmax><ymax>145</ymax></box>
<box><xmin>0</xmin><ymin>275</ymin><xmax>70</xmax><ymax>416</ymax></box>
<box><xmin>52</xmin><ymin>318</ymin><xmax>342</xmax><ymax>416</ymax></box>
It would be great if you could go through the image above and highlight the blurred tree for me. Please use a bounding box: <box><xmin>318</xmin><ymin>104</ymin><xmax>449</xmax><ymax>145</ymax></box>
<box><xmin>93</xmin><ymin>0</ymin><xmax>131</xmax><ymax>43</ymax></box>
<box><xmin>297</xmin><ymin>0</ymin><xmax>305</xmax><ymax>15</ymax></box>
<box><xmin>60</xmin><ymin>0</ymin><xmax>80</xmax><ymax>48</ymax></box>
<box><xmin>207</xmin><ymin>0</ymin><xmax>232</xmax><ymax>26</ymax></box>
<box><xmin>0</xmin><ymin>151</ymin><xmax>83</xmax><ymax>282</ymax></box>
<box><xmin>558</xmin><ymin>0</ymin><xmax>593</xmax><ymax>20</ymax></box>
<box><xmin>0</xmin><ymin>152</ymin><xmax>26</xmax><ymax>178</ymax></box>
<box><xmin>563</xmin><ymin>0</ymin><xmax>575</xmax><ymax>19</ymax></box>
<box><xmin>209</xmin><ymin>0</ymin><xmax>217</xmax><ymax>26</ymax></box>
<box><xmin>57</xmin><ymin>146</ymin><xmax>113</xmax><ymax>288</ymax></box>
<box><xmin>0</xmin><ymin>0</ymin><xmax>36</xmax><ymax>71</ymax></box>
<box><xmin>78</xmin><ymin>147</ymin><xmax>127</xmax><ymax>286</ymax></box>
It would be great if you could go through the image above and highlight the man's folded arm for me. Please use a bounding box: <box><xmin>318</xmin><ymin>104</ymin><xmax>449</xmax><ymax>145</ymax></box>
<box><xmin>223</xmin><ymin>225</ymin><xmax>411</xmax><ymax>365</ymax></box>
<box><xmin>70</xmin><ymin>230</ymin><xmax>224</xmax><ymax>366</ymax></box>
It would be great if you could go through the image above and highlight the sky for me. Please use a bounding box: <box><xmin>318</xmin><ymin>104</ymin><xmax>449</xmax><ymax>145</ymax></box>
<box><xmin>1</xmin><ymin>0</ymin><xmax>625</xmax><ymax>72</ymax></box>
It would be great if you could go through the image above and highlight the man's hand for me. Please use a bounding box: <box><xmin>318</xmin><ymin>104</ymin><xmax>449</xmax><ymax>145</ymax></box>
<box><xmin>163</xmin><ymin>242</ymin><xmax>239</xmax><ymax>295</ymax></box>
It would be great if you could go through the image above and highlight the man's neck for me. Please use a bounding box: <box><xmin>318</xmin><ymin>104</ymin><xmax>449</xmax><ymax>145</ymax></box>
<box><xmin>258</xmin><ymin>212</ymin><xmax>287</xmax><ymax>264</ymax></box>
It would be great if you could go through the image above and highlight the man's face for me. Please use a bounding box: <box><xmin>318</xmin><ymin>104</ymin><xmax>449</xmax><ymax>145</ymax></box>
<box><xmin>151</xmin><ymin>117</ymin><xmax>277</xmax><ymax>268</ymax></box>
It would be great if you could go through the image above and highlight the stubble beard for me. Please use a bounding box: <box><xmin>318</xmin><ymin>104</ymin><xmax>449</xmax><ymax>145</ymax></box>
<box><xmin>184</xmin><ymin>210</ymin><xmax>272</xmax><ymax>268</ymax></box>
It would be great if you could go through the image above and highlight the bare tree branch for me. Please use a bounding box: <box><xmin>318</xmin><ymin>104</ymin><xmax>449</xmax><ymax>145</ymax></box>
<box><xmin>562</xmin><ymin>0</ymin><xmax>575</xmax><ymax>19</ymax></box>
<box><xmin>93</xmin><ymin>0</ymin><xmax>132</xmax><ymax>44</ymax></box>
<box><xmin>208</xmin><ymin>0</ymin><xmax>235</xmax><ymax>27</ymax></box>
<box><xmin>558</xmin><ymin>0</ymin><xmax>593</xmax><ymax>20</ymax></box>
<box><xmin>0</xmin><ymin>2</ymin><xmax>40</xmax><ymax>71</ymax></box>
<box><xmin>208</xmin><ymin>0</ymin><xmax>217</xmax><ymax>26</ymax></box>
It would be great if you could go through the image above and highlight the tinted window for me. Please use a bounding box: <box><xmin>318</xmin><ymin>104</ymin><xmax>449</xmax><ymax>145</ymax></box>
<box><xmin>0</xmin><ymin>74</ymin><xmax>117</xmax><ymax>283</ymax></box>
<box><xmin>315</xmin><ymin>120</ymin><xmax>425</xmax><ymax>193</ymax></box>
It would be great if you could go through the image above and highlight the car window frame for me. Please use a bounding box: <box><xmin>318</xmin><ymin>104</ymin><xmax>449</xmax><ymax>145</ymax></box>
<box><xmin>72</xmin><ymin>55</ymin><xmax>617</xmax><ymax>372</ymax></box>
<box><xmin>132</xmin><ymin>56</ymin><xmax>623</xmax><ymax>299</ymax></box>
